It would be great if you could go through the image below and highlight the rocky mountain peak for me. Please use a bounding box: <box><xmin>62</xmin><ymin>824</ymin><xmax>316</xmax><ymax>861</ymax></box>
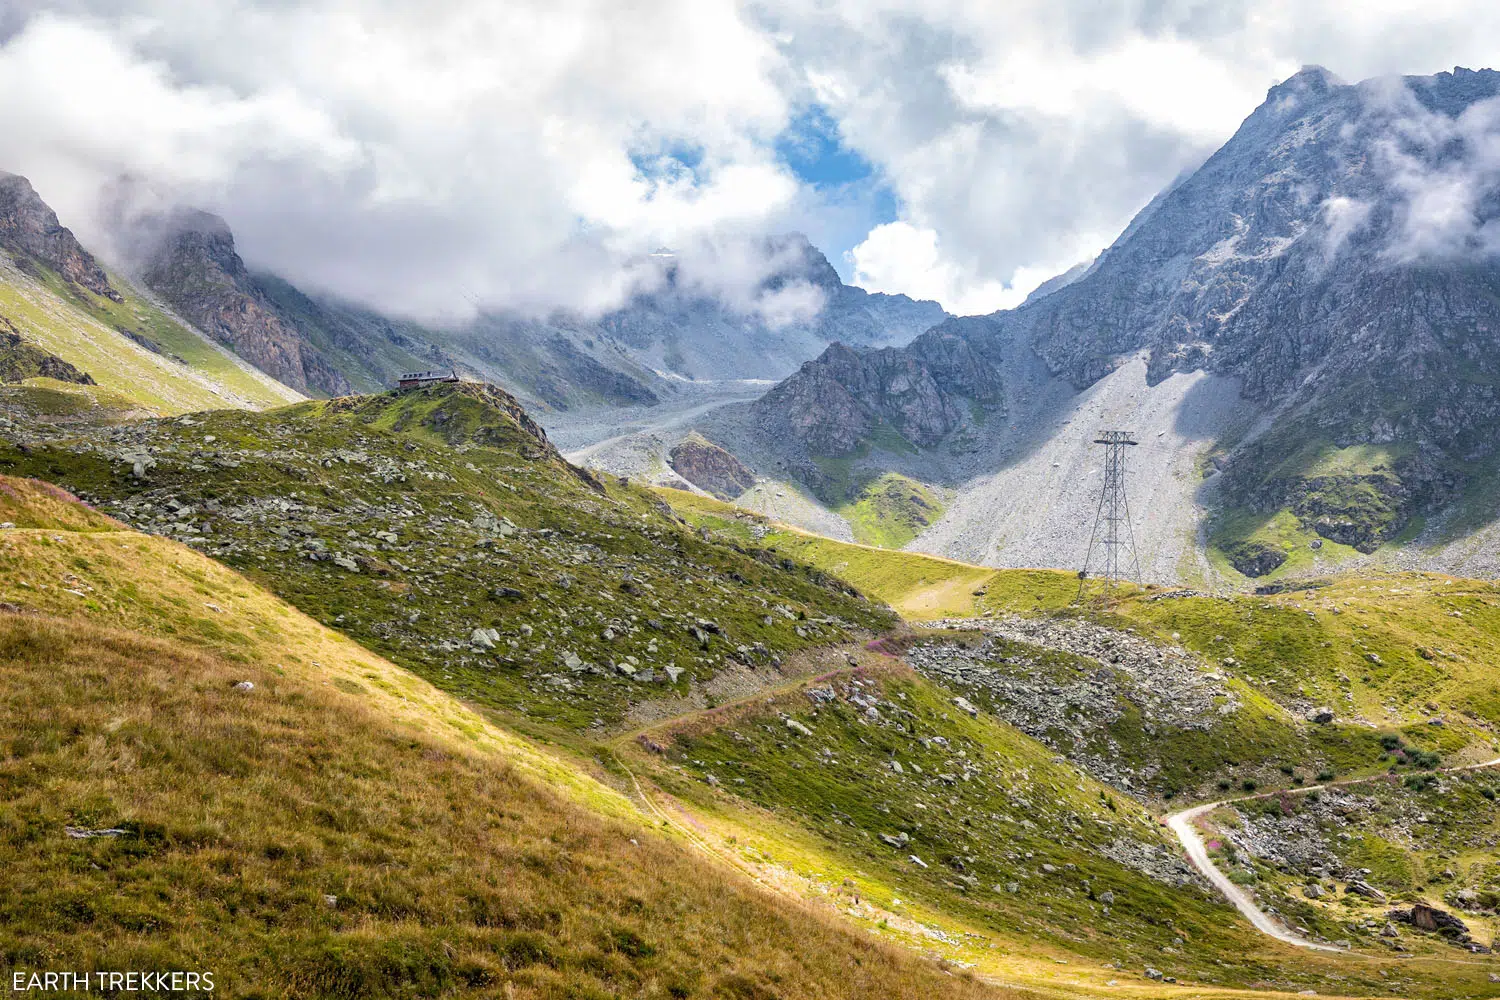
<box><xmin>131</xmin><ymin>206</ymin><xmax>350</xmax><ymax>398</ymax></box>
<box><xmin>748</xmin><ymin>64</ymin><xmax>1500</xmax><ymax>572</ymax></box>
<box><xmin>1269</xmin><ymin>64</ymin><xmax>1344</xmax><ymax>99</ymax></box>
<box><xmin>760</xmin><ymin>232</ymin><xmax>843</xmax><ymax>292</ymax></box>
<box><xmin>0</xmin><ymin>171</ymin><xmax>122</xmax><ymax>302</ymax></box>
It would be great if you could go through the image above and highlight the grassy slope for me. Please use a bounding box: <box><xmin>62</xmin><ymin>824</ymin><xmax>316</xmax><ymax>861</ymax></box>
<box><xmin>839</xmin><ymin>473</ymin><xmax>947</xmax><ymax>549</ymax></box>
<box><xmin>804</xmin><ymin>438</ymin><xmax>946</xmax><ymax>550</ymax></box>
<box><xmin>1198</xmin><ymin>772</ymin><xmax>1500</xmax><ymax>957</ymax></box>
<box><xmin>0</xmin><ymin>385</ymin><xmax>895</xmax><ymax>734</ymax></box>
<box><xmin>625</xmin><ymin>660</ymin><xmax>1286</xmax><ymax>991</ymax></box>
<box><xmin>645</xmin><ymin>490</ymin><xmax>1500</xmax><ymax>994</ymax></box>
<box><xmin>0</xmin><ymin>377</ymin><xmax>155</xmax><ymax>429</ymax></box>
<box><xmin>0</xmin><ymin>254</ymin><xmax>300</xmax><ymax>414</ymax></box>
<box><xmin>4</xmin><ymin>408</ymin><xmax>1498</xmax><ymax>995</ymax></box>
<box><xmin>0</xmin><ymin>476</ymin><xmax>1007</xmax><ymax>1000</ymax></box>
<box><xmin>1208</xmin><ymin>434</ymin><xmax>1420</xmax><ymax>579</ymax></box>
<box><xmin>661</xmin><ymin>491</ymin><xmax>1500</xmax><ymax>796</ymax></box>
<box><xmin>617</xmin><ymin>640</ymin><xmax>1500</xmax><ymax>995</ymax></box>
<box><xmin>658</xmin><ymin>489</ymin><xmax>1037</xmax><ymax>620</ymax></box>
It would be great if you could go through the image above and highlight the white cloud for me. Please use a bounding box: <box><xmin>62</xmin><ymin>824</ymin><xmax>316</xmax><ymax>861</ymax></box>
<box><xmin>849</xmin><ymin>221</ymin><xmax>1074</xmax><ymax>314</ymax></box>
<box><xmin>943</xmin><ymin>35</ymin><xmax>1275</xmax><ymax>140</ymax></box>
<box><xmin>3</xmin><ymin>1</ymin><xmax>1500</xmax><ymax>319</ymax></box>
<box><xmin>0</xmin><ymin>2</ymin><xmax>803</xmax><ymax>319</ymax></box>
<box><xmin>1320</xmin><ymin>195</ymin><xmax>1373</xmax><ymax>258</ymax></box>
<box><xmin>757</xmin><ymin>0</ymin><xmax>1500</xmax><ymax>311</ymax></box>
<box><xmin>1370</xmin><ymin>87</ymin><xmax>1500</xmax><ymax>260</ymax></box>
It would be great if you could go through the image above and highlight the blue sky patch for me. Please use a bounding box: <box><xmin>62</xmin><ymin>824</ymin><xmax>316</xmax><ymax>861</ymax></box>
<box><xmin>775</xmin><ymin>105</ymin><xmax>873</xmax><ymax>188</ymax></box>
<box><xmin>775</xmin><ymin>105</ymin><xmax>899</xmax><ymax>280</ymax></box>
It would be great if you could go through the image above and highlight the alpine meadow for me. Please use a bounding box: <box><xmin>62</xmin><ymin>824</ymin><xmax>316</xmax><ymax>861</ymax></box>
<box><xmin>9</xmin><ymin>5</ymin><xmax>1500</xmax><ymax>1000</ymax></box>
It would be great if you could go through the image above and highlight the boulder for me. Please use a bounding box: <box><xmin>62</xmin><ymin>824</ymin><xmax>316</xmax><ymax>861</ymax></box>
<box><xmin>1390</xmin><ymin>903</ymin><xmax>1469</xmax><ymax>937</ymax></box>
<box><xmin>667</xmin><ymin>436</ymin><xmax>756</xmax><ymax>500</ymax></box>
<box><xmin>1345</xmin><ymin>879</ymin><xmax>1387</xmax><ymax>902</ymax></box>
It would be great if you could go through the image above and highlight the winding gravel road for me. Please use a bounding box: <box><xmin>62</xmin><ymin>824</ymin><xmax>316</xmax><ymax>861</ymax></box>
<box><xmin>1166</xmin><ymin>801</ymin><xmax>1343</xmax><ymax>952</ymax></box>
<box><xmin>1167</xmin><ymin>757</ymin><xmax>1500</xmax><ymax>952</ymax></box>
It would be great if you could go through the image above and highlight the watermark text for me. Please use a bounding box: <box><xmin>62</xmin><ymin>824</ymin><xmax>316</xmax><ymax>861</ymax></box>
<box><xmin>11</xmin><ymin>971</ymin><xmax>214</xmax><ymax>992</ymax></box>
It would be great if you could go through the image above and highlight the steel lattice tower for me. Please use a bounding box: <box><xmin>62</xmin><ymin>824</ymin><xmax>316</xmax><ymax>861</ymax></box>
<box><xmin>1078</xmin><ymin>430</ymin><xmax>1141</xmax><ymax>601</ymax></box>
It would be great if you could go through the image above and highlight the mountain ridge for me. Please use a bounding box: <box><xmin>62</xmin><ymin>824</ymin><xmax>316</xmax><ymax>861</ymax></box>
<box><xmin>113</xmin><ymin>198</ymin><xmax>947</xmax><ymax>410</ymax></box>
<box><xmin>0</xmin><ymin>171</ymin><xmax>122</xmax><ymax>303</ymax></box>
<box><xmin>738</xmin><ymin>65</ymin><xmax>1500</xmax><ymax>580</ymax></box>
<box><xmin>134</xmin><ymin>208</ymin><xmax>354</xmax><ymax>397</ymax></box>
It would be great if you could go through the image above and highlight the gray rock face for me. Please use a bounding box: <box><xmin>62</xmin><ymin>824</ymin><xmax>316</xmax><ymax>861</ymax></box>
<box><xmin>751</xmin><ymin>316</ymin><xmax>1005</xmax><ymax>456</ymax></box>
<box><xmin>906</xmin><ymin>617</ymin><xmax>1238</xmax><ymax>793</ymax></box>
<box><xmin>133</xmin><ymin>209</ymin><xmax>352</xmax><ymax>397</ymax></box>
<box><xmin>1346</xmin><ymin>879</ymin><xmax>1388</xmax><ymax>903</ymax></box>
<box><xmin>1016</xmin><ymin>67</ymin><xmax>1500</xmax><ymax>428</ymax></box>
<box><xmin>0</xmin><ymin>318</ymin><xmax>95</xmax><ymax>386</ymax></box>
<box><xmin>0</xmin><ymin>172</ymin><xmax>122</xmax><ymax>302</ymax></box>
<box><xmin>667</xmin><ymin>436</ymin><xmax>756</xmax><ymax>499</ymax></box>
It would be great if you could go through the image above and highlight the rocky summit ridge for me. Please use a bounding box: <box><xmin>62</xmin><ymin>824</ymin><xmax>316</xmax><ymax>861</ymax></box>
<box><xmin>0</xmin><ymin>171</ymin><xmax>122</xmax><ymax>302</ymax></box>
<box><xmin>133</xmin><ymin>208</ymin><xmax>353</xmax><ymax>397</ymax></box>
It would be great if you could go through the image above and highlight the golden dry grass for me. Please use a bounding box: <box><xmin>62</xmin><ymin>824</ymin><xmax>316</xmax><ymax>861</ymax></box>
<box><xmin>0</xmin><ymin>476</ymin><xmax>1013</xmax><ymax>999</ymax></box>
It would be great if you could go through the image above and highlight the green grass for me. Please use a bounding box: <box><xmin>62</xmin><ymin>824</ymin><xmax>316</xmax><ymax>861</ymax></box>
<box><xmin>0</xmin><ymin>378</ymin><xmax>148</xmax><ymax>421</ymax></box>
<box><xmin>1210</xmin><ymin>508</ymin><xmax>1362</xmax><ymax>580</ymax></box>
<box><xmin>711</xmin><ymin>522</ymin><xmax>1500</xmax><ymax>796</ymax></box>
<box><xmin>0</xmin><ymin>255</ymin><xmax>299</xmax><ymax>414</ymax></box>
<box><xmin>1263</xmin><ymin>441</ymin><xmax>1413</xmax><ymax>483</ymax></box>
<box><xmin>1212</xmin><ymin>433</ymin><xmax>1424</xmax><ymax>572</ymax></box>
<box><xmin>754</xmin><ymin>525</ymin><xmax>998</xmax><ymax>619</ymax></box>
<box><xmin>0</xmin><ymin>480</ymin><xmax>1004</xmax><ymax>1000</ymax></box>
<box><xmin>805</xmin><ymin>435</ymin><xmax>943</xmax><ymax>549</ymax></box>
<box><xmin>14</xmin><ymin>385</ymin><xmax>1500</xmax><ymax>994</ymax></box>
<box><xmin>838</xmin><ymin>473</ymin><xmax>946</xmax><ymax>548</ymax></box>
<box><xmin>1202</xmin><ymin>769</ymin><xmax>1500</xmax><ymax>960</ymax></box>
<box><xmin>651</xmin><ymin>486</ymin><xmax>768</xmax><ymax>545</ymax></box>
<box><xmin>0</xmin><ymin>384</ymin><xmax>896</xmax><ymax>734</ymax></box>
<box><xmin>625</xmin><ymin>661</ymin><xmax>1432</xmax><ymax>995</ymax></box>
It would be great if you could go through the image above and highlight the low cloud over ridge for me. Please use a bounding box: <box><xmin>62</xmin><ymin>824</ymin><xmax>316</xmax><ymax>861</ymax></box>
<box><xmin>3</xmin><ymin>1</ymin><xmax>1500</xmax><ymax>320</ymax></box>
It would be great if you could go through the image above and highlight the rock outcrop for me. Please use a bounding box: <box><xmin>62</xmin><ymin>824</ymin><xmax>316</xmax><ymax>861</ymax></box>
<box><xmin>0</xmin><ymin>316</ymin><xmax>94</xmax><ymax>385</ymax></box>
<box><xmin>751</xmin><ymin>316</ymin><xmax>1005</xmax><ymax>456</ymax></box>
<box><xmin>668</xmin><ymin>436</ymin><xmax>755</xmax><ymax>499</ymax></box>
<box><xmin>135</xmin><ymin>210</ymin><xmax>350</xmax><ymax>397</ymax></box>
<box><xmin>0</xmin><ymin>172</ymin><xmax>121</xmax><ymax>302</ymax></box>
